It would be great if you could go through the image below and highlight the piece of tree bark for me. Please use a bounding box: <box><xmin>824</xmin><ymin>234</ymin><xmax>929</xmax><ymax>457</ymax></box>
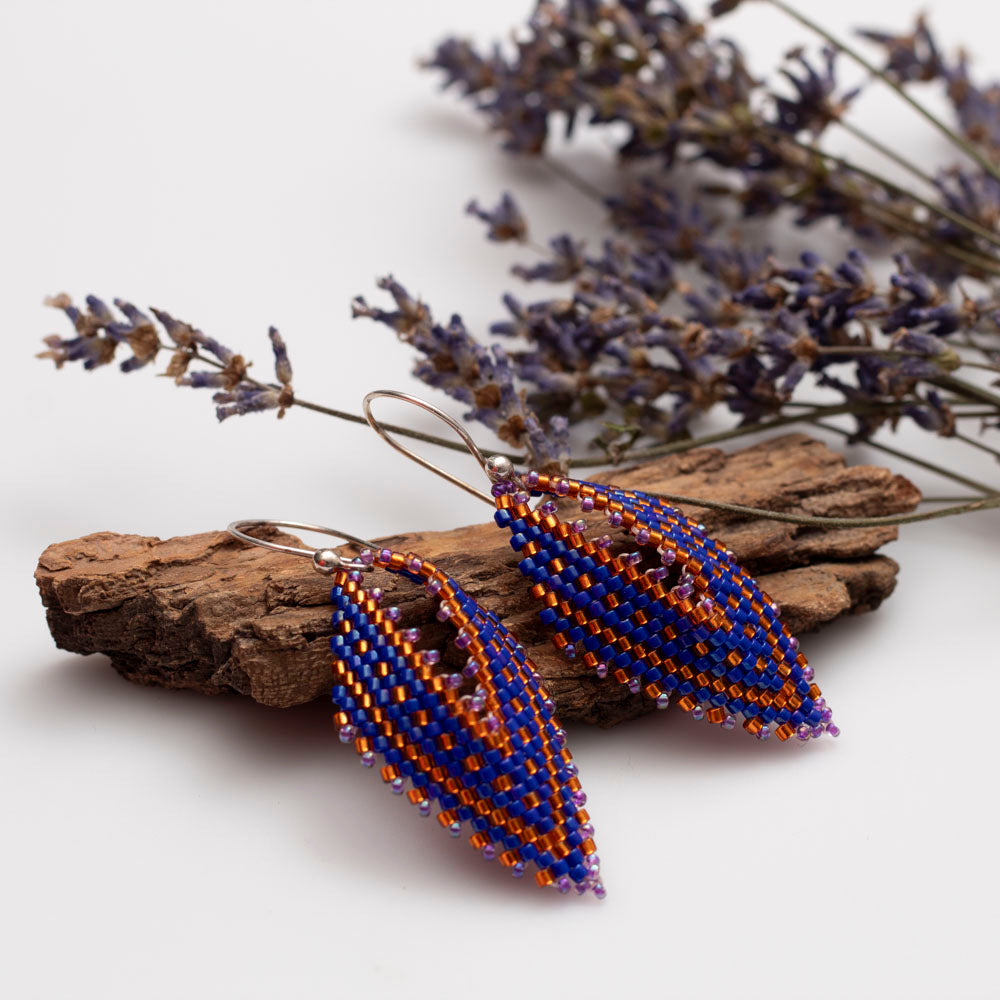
<box><xmin>35</xmin><ymin>433</ymin><xmax>921</xmax><ymax>726</ymax></box>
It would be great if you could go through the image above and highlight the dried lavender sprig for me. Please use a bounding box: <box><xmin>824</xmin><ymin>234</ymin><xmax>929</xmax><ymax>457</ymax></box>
<box><xmin>758</xmin><ymin>0</ymin><xmax>1000</xmax><ymax>187</ymax></box>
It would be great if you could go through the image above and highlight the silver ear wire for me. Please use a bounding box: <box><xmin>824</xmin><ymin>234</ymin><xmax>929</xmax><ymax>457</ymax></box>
<box><xmin>227</xmin><ymin>519</ymin><xmax>376</xmax><ymax>573</ymax></box>
<box><xmin>362</xmin><ymin>390</ymin><xmax>518</xmax><ymax>506</ymax></box>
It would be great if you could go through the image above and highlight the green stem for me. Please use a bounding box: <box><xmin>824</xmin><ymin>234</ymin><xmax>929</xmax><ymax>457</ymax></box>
<box><xmin>812</xmin><ymin>420</ymin><xmax>998</xmax><ymax>495</ymax></box>
<box><xmin>765</xmin><ymin>0</ymin><xmax>1000</xmax><ymax>187</ymax></box>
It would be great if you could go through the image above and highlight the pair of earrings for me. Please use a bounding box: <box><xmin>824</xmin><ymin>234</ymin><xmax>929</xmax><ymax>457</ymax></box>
<box><xmin>229</xmin><ymin>391</ymin><xmax>836</xmax><ymax>898</ymax></box>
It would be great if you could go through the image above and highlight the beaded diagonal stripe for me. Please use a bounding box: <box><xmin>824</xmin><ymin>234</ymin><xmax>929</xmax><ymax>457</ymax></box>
<box><xmin>494</xmin><ymin>473</ymin><xmax>837</xmax><ymax>743</ymax></box>
<box><xmin>329</xmin><ymin>547</ymin><xmax>603</xmax><ymax>895</ymax></box>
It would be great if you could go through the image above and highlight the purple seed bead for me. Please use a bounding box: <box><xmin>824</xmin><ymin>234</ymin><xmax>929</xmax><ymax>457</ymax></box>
<box><xmin>721</xmin><ymin>715</ymin><xmax>736</xmax><ymax>730</ymax></box>
<box><xmin>607</xmin><ymin>511</ymin><xmax>623</xmax><ymax>527</ymax></box>
<box><xmin>448</xmin><ymin>821</ymin><xmax>461</xmax><ymax>838</ymax></box>
<box><xmin>540</xmin><ymin>500</ymin><xmax>558</xmax><ymax>516</ymax></box>
<box><xmin>628</xmin><ymin>676</ymin><xmax>641</xmax><ymax>694</ymax></box>
<box><xmin>770</xmin><ymin>601</ymin><xmax>781</xmax><ymax>615</ymax></box>
<box><xmin>796</xmin><ymin>724</ymin><xmax>811</xmax><ymax>742</ymax></box>
<box><xmin>634</xmin><ymin>528</ymin><xmax>651</xmax><ymax>545</ymax></box>
<box><xmin>484</xmin><ymin>714</ymin><xmax>500</xmax><ymax>732</ymax></box>
<box><xmin>757</xmin><ymin>726</ymin><xmax>771</xmax><ymax>742</ymax></box>
<box><xmin>801</xmin><ymin>664</ymin><xmax>815</xmax><ymax>682</ymax></box>
<box><xmin>571</xmin><ymin>518</ymin><xmax>587</xmax><ymax>533</ymax></box>
<box><xmin>490</xmin><ymin>482</ymin><xmax>507</xmax><ymax>498</ymax></box>
<box><xmin>482</xmin><ymin>844</ymin><xmax>496</xmax><ymax>861</ymax></box>
<box><xmin>417</xmin><ymin>800</ymin><xmax>432</xmax><ymax>818</ymax></box>
<box><xmin>691</xmin><ymin>705</ymin><xmax>705</xmax><ymax>721</ymax></box>
<box><xmin>391</xmin><ymin>777</ymin><xmax>406</xmax><ymax>795</ymax></box>
<box><xmin>470</xmin><ymin>695</ymin><xmax>486</xmax><ymax>712</ymax></box>
<box><xmin>659</xmin><ymin>548</ymin><xmax>676</xmax><ymax>565</ymax></box>
<box><xmin>557</xmin><ymin>877</ymin><xmax>572</xmax><ymax>894</ymax></box>
<box><xmin>674</xmin><ymin>583</ymin><xmax>694</xmax><ymax>600</ymax></box>
<box><xmin>347</xmin><ymin>570</ymin><xmax>363</xmax><ymax>584</ymax></box>
<box><xmin>462</xmin><ymin>657</ymin><xmax>479</xmax><ymax>679</ymax></box>
<box><xmin>821</xmin><ymin>707</ymin><xmax>833</xmax><ymax>723</ymax></box>
<box><xmin>401</xmin><ymin>627</ymin><xmax>420</xmax><ymax>643</ymax></box>
<box><xmin>697</xmin><ymin>598</ymin><xmax>714</xmax><ymax>614</ymax></box>
<box><xmin>555</xmin><ymin>480</ymin><xmax>570</xmax><ymax>497</ymax></box>
<box><xmin>580</xmin><ymin>496</ymin><xmax>595</xmax><ymax>513</ymax></box>
<box><xmin>624</xmin><ymin>551</ymin><xmax>642</xmax><ymax>566</ymax></box>
<box><xmin>361</xmin><ymin>751</ymin><xmax>376</xmax><ymax>767</ymax></box>
<box><xmin>444</xmin><ymin>673</ymin><xmax>463</xmax><ymax>690</ymax></box>
<box><xmin>436</xmin><ymin>604</ymin><xmax>452</xmax><ymax>622</ymax></box>
<box><xmin>425</xmin><ymin>577</ymin><xmax>442</xmax><ymax>596</ymax></box>
<box><xmin>789</xmin><ymin>636</ymin><xmax>800</xmax><ymax>652</ymax></box>
<box><xmin>385</xmin><ymin>606</ymin><xmax>401</xmax><ymax>622</ymax></box>
<box><xmin>338</xmin><ymin>724</ymin><xmax>357</xmax><ymax>744</ymax></box>
<box><xmin>552</xmin><ymin>728</ymin><xmax>566</xmax><ymax>748</ymax></box>
<box><xmin>593</xmin><ymin>882</ymin><xmax>607</xmax><ymax>900</ymax></box>
<box><xmin>407</xmin><ymin>556</ymin><xmax>423</xmax><ymax>573</ymax></box>
<box><xmin>596</xmin><ymin>534</ymin><xmax>613</xmax><ymax>549</ymax></box>
<box><xmin>564</xmin><ymin>643</ymin><xmax>577</xmax><ymax>659</ymax></box>
<box><xmin>359</xmin><ymin>548</ymin><xmax>375</xmax><ymax>566</ymax></box>
<box><xmin>811</xmin><ymin>726</ymin><xmax>824</xmax><ymax>739</ymax></box>
<box><xmin>455</xmin><ymin>630</ymin><xmax>472</xmax><ymax>650</ymax></box>
<box><xmin>512</xmin><ymin>862</ymin><xmax>526</xmax><ymax>878</ymax></box>
<box><xmin>525</xmin><ymin>471</ymin><xmax>540</xmax><ymax>488</ymax></box>
<box><xmin>827</xmin><ymin>723</ymin><xmax>841</xmax><ymax>737</ymax></box>
<box><xmin>423</xmin><ymin>649</ymin><xmax>441</xmax><ymax>666</ymax></box>
<box><xmin>647</xmin><ymin>566</ymin><xmax>668</xmax><ymax>582</ymax></box>
<box><xmin>656</xmin><ymin>692</ymin><xmax>670</xmax><ymax>710</ymax></box>
<box><xmin>595</xmin><ymin>662</ymin><xmax>608</xmax><ymax>679</ymax></box>
<box><xmin>379</xmin><ymin>548</ymin><xmax>393</xmax><ymax>563</ymax></box>
<box><xmin>565</xmin><ymin>762</ymin><xmax>579</xmax><ymax>777</ymax></box>
<box><xmin>513</xmin><ymin>491</ymin><xmax>530</xmax><ymax>505</ymax></box>
<box><xmin>580</xmin><ymin>822</ymin><xmax>595</xmax><ymax>838</ymax></box>
<box><xmin>571</xmin><ymin>791</ymin><xmax>587</xmax><ymax>807</ymax></box>
<box><xmin>369</xmin><ymin>587</ymin><xmax>384</xmax><ymax>603</ymax></box>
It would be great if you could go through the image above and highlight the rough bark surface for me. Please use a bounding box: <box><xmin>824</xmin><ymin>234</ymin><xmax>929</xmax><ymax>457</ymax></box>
<box><xmin>35</xmin><ymin>434</ymin><xmax>921</xmax><ymax>726</ymax></box>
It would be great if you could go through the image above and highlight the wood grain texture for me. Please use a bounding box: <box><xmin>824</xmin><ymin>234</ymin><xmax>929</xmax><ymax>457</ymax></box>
<box><xmin>35</xmin><ymin>433</ymin><xmax>921</xmax><ymax>726</ymax></box>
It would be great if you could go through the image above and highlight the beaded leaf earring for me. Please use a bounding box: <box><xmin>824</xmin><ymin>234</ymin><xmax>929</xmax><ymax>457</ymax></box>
<box><xmin>363</xmin><ymin>391</ymin><xmax>837</xmax><ymax>746</ymax></box>
<box><xmin>228</xmin><ymin>519</ymin><xmax>603</xmax><ymax>897</ymax></box>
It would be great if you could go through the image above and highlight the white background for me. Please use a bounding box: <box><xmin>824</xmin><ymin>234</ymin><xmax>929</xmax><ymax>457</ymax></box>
<box><xmin>2</xmin><ymin>1</ymin><xmax>999</xmax><ymax>997</ymax></box>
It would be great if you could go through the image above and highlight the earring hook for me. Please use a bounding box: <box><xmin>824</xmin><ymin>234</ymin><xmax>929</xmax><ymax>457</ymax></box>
<box><xmin>362</xmin><ymin>390</ymin><xmax>517</xmax><ymax>506</ymax></box>
<box><xmin>227</xmin><ymin>519</ymin><xmax>376</xmax><ymax>574</ymax></box>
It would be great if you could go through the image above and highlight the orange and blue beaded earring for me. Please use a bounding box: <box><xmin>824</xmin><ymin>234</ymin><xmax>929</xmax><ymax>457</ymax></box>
<box><xmin>363</xmin><ymin>391</ymin><xmax>837</xmax><ymax>746</ymax></box>
<box><xmin>228</xmin><ymin>519</ymin><xmax>603</xmax><ymax>896</ymax></box>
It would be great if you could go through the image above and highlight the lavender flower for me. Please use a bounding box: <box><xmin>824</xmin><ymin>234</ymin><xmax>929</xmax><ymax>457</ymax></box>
<box><xmin>39</xmin><ymin>296</ymin><xmax>294</xmax><ymax>422</ymax></box>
